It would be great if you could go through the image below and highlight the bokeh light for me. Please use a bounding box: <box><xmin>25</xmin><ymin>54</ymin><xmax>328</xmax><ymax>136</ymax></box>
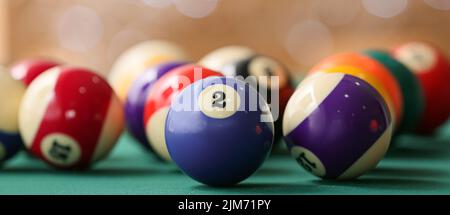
<box><xmin>314</xmin><ymin>0</ymin><xmax>362</xmax><ymax>26</ymax></box>
<box><xmin>172</xmin><ymin>0</ymin><xmax>219</xmax><ymax>19</ymax></box>
<box><xmin>56</xmin><ymin>5</ymin><xmax>103</xmax><ymax>52</ymax></box>
<box><xmin>362</xmin><ymin>0</ymin><xmax>409</xmax><ymax>18</ymax></box>
<box><xmin>107</xmin><ymin>29</ymin><xmax>147</xmax><ymax>65</ymax></box>
<box><xmin>424</xmin><ymin>0</ymin><xmax>450</xmax><ymax>10</ymax></box>
<box><xmin>6</xmin><ymin>0</ymin><xmax>450</xmax><ymax>77</ymax></box>
<box><xmin>285</xmin><ymin>20</ymin><xmax>334</xmax><ymax>67</ymax></box>
<box><xmin>142</xmin><ymin>0</ymin><xmax>172</xmax><ymax>8</ymax></box>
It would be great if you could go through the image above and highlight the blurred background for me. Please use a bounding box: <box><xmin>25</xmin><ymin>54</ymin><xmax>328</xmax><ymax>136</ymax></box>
<box><xmin>1</xmin><ymin>0</ymin><xmax>450</xmax><ymax>77</ymax></box>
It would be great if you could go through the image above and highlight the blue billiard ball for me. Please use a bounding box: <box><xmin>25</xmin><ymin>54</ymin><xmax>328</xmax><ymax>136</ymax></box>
<box><xmin>0</xmin><ymin>133</ymin><xmax>23</xmax><ymax>163</ymax></box>
<box><xmin>165</xmin><ymin>76</ymin><xmax>274</xmax><ymax>186</ymax></box>
<box><xmin>0</xmin><ymin>70</ymin><xmax>26</xmax><ymax>164</ymax></box>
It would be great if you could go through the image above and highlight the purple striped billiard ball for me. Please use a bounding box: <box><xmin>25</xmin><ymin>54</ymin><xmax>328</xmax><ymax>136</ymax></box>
<box><xmin>283</xmin><ymin>72</ymin><xmax>393</xmax><ymax>180</ymax></box>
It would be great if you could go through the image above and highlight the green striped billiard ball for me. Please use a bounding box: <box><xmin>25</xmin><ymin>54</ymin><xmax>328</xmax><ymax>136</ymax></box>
<box><xmin>364</xmin><ymin>50</ymin><xmax>425</xmax><ymax>133</ymax></box>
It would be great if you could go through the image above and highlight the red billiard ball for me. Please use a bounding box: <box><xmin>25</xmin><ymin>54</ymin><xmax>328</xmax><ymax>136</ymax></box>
<box><xmin>392</xmin><ymin>42</ymin><xmax>450</xmax><ymax>134</ymax></box>
<box><xmin>10</xmin><ymin>58</ymin><xmax>60</xmax><ymax>86</ymax></box>
<box><xmin>19</xmin><ymin>67</ymin><xmax>124</xmax><ymax>169</ymax></box>
<box><xmin>143</xmin><ymin>65</ymin><xmax>223</xmax><ymax>161</ymax></box>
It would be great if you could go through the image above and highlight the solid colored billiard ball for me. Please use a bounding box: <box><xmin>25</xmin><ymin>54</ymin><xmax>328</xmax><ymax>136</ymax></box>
<box><xmin>10</xmin><ymin>58</ymin><xmax>60</xmax><ymax>86</ymax></box>
<box><xmin>108</xmin><ymin>40</ymin><xmax>189</xmax><ymax>102</ymax></box>
<box><xmin>392</xmin><ymin>42</ymin><xmax>450</xmax><ymax>134</ymax></box>
<box><xmin>166</xmin><ymin>76</ymin><xmax>274</xmax><ymax>186</ymax></box>
<box><xmin>364</xmin><ymin>50</ymin><xmax>425</xmax><ymax>133</ymax></box>
<box><xmin>283</xmin><ymin>72</ymin><xmax>392</xmax><ymax>179</ymax></box>
<box><xmin>19</xmin><ymin>67</ymin><xmax>124</xmax><ymax>169</ymax></box>
<box><xmin>125</xmin><ymin>61</ymin><xmax>187</xmax><ymax>151</ymax></box>
<box><xmin>222</xmin><ymin>55</ymin><xmax>295</xmax><ymax>140</ymax></box>
<box><xmin>0</xmin><ymin>68</ymin><xmax>25</xmax><ymax>164</ymax></box>
<box><xmin>310</xmin><ymin>52</ymin><xmax>403</xmax><ymax>128</ymax></box>
<box><xmin>199</xmin><ymin>46</ymin><xmax>254</xmax><ymax>76</ymax></box>
<box><xmin>143</xmin><ymin>65</ymin><xmax>222</xmax><ymax>161</ymax></box>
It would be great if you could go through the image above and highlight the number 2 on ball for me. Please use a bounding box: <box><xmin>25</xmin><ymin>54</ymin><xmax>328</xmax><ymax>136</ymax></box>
<box><xmin>212</xmin><ymin>91</ymin><xmax>226</xmax><ymax>108</ymax></box>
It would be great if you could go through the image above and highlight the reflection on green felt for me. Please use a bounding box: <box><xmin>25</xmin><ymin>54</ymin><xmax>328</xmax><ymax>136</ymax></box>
<box><xmin>1</xmin><ymin>122</ymin><xmax>450</xmax><ymax>195</ymax></box>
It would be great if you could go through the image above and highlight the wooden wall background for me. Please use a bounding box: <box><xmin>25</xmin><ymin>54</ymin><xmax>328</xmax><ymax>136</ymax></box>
<box><xmin>1</xmin><ymin>0</ymin><xmax>450</xmax><ymax>77</ymax></box>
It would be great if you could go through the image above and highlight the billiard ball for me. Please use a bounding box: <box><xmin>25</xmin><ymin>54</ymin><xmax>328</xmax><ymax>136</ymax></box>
<box><xmin>364</xmin><ymin>50</ymin><xmax>425</xmax><ymax>133</ymax></box>
<box><xmin>310</xmin><ymin>52</ymin><xmax>403</xmax><ymax>128</ymax></box>
<box><xmin>283</xmin><ymin>72</ymin><xmax>392</xmax><ymax>179</ymax></box>
<box><xmin>314</xmin><ymin>66</ymin><xmax>395</xmax><ymax>130</ymax></box>
<box><xmin>108</xmin><ymin>40</ymin><xmax>189</xmax><ymax>102</ymax></box>
<box><xmin>392</xmin><ymin>42</ymin><xmax>450</xmax><ymax>134</ymax></box>
<box><xmin>199</xmin><ymin>46</ymin><xmax>254</xmax><ymax>76</ymax></box>
<box><xmin>222</xmin><ymin>55</ymin><xmax>295</xmax><ymax>141</ymax></box>
<box><xmin>125</xmin><ymin>61</ymin><xmax>187</xmax><ymax>151</ymax></box>
<box><xmin>19</xmin><ymin>67</ymin><xmax>124</xmax><ymax>169</ymax></box>
<box><xmin>166</xmin><ymin>76</ymin><xmax>274</xmax><ymax>186</ymax></box>
<box><xmin>10</xmin><ymin>58</ymin><xmax>60</xmax><ymax>86</ymax></box>
<box><xmin>143</xmin><ymin>65</ymin><xmax>223</xmax><ymax>161</ymax></box>
<box><xmin>0</xmin><ymin>68</ymin><xmax>25</xmax><ymax>164</ymax></box>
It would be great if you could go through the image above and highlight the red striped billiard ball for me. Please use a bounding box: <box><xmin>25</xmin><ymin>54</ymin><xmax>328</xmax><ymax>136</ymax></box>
<box><xmin>10</xmin><ymin>58</ymin><xmax>60</xmax><ymax>86</ymax></box>
<box><xmin>143</xmin><ymin>65</ymin><xmax>223</xmax><ymax>161</ymax></box>
<box><xmin>392</xmin><ymin>42</ymin><xmax>450</xmax><ymax>134</ymax></box>
<box><xmin>19</xmin><ymin>67</ymin><xmax>124</xmax><ymax>169</ymax></box>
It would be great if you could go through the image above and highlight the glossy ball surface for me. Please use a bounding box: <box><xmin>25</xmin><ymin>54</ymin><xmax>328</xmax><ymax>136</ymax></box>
<box><xmin>10</xmin><ymin>59</ymin><xmax>60</xmax><ymax>86</ymax></box>
<box><xmin>199</xmin><ymin>46</ymin><xmax>254</xmax><ymax>76</ymax></box>
<box><xmin>143</xmin><ymin>65</ymin><xmax>222</xmax><ymax>161</ymax></box>
<box><xmin>283</xmin><ymin>72</ymin><xmax>392</xmax><ymax>179</ymax></box>
<box><xmin>314</xmin><ymin>66</ymin><xmax>395</xmax><ymax>129</ymax></box>
<box><xmin>125</xmin><ymin>61</ymin><xmax>186</xmax><ymax>150</ymax></box>
<box><xmin>19</xmin><ymin>67</ymin><xmax>124</xmax><ymax>169</ymax></box>
<box><xmin>392</xmin><ymin>42</ymin><xmax>450</xmax><ymax>134</ymax></box>
<box><xmin>223</xmin><ymin>55</ymin><xmax>294</xmax><ymax>140</ymax></box>
<box><xmin>364</xmin><ymin>50</ymin><xmax>425</xmax><ymax>133</ymax></box>
<box><xmin>166</xmin><ymin>76</ymin><xmax>274</xmax><ymax>186</ymax></box>
<box><xmin>311</xmin><ymin>52</ymin><xmax>403</xmax><ymax>127</ymax></box>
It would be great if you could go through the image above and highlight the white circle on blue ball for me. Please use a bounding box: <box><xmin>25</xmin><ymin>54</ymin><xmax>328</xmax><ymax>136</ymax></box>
<box><xmin>198</xmin><ymin>84</ymin><xmax>241</xmax><ymax>119</ymax></box>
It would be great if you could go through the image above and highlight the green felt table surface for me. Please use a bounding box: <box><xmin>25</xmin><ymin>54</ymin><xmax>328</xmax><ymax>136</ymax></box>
<box><xmin>2</xmin><ymin>123</ymin><xmax>450</xmax><ymax>195</ymax></box>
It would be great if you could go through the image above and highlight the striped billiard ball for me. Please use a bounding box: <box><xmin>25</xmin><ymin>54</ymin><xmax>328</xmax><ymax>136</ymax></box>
<box><xmin>283</xmin><ymin>72</ymin><xmax>392</xmax><ymax>180</ymax></box>
<box><xmin>19</xmin><ymin>67</ymin><xmax>124</xmax><ymax>169</ymax></box>
<box><xmin>310</xmin><ymin>52</ymin><xmax>403</xmax><ymax>129</ymax></box>
<box><xmin>10</xmin><ymin>58</ymin><xmax>60</xmax><ymax>86</ymax></box>
<box><xmin>364</xmin><ymin>50</ymin><xmax>425</xmax><ymax>133</ymax></box>
<box><xmin>392</xmin><ymin>42</ymin><xmax>450</xmax><ymax>134</ymax></box>
<box><xmin>125</xmin><ymin>61</ymin><xmax>187</xmax><ymax>151</ymax></box>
